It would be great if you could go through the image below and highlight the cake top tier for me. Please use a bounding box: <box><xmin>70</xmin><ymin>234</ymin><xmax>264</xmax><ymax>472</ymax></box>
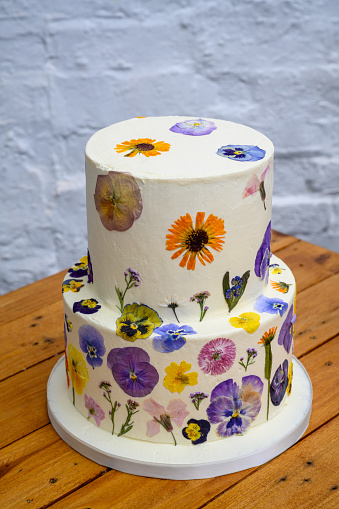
<box><xmin>85</xmin><ymin>116</ymin><xmax>273</xmax><ymax>180</ymax></box>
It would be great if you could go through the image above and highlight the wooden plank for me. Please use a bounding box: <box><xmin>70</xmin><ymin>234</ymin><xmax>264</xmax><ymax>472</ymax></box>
<box><xmin>0</xmin><ymin>355</ymin><xmax>62</xmax><ymax>449</ymax></box>
<box><xmin>275</xmin><ymin>240</ymin><xmax>339</xmax><ymax>293</ymax></box>
<box><xmin>21</xmin><ymin>338</ymin><xmax>338</xmax><ymax>509</ymax></box>
<box><xmin>271</xmin><ymin>230</ymin><xmax>299</xmax><ymax>253</ymax></box>
<box><xmin>202</xmin><ymin>416</ymin><xmax>339</xmax><ymax>509</ymax></box>
<box><xmin>294</xmin><ymin>273</ymin><xmax>339</xmax><ymax>358</ymax></box>
<box><xmin>0</xmin><ymin>271</ymin><xmax>65</xmax><ymax>326</ymax></box>
<box><xmin>0</xmin><ymin>425</ymin><xmax>108</xmax><ymax>509</ymax></box>
<box><xmin>0</xmin><ymin>301</ymin><xmax>64</xmax><ymax>381</ymax></box>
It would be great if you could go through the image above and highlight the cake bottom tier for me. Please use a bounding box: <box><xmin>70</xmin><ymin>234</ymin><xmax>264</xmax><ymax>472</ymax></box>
<box><xmin>62</xmin><ymin>254</ymin><xmax>296</xmax><ymax>446</ymax></box>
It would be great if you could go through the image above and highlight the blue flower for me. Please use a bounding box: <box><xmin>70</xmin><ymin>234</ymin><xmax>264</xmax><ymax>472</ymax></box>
<box><xmin>152</xmin><ymin>323</ymin><xmax>196</xmax><ymax>353</ymax></box>
<box><xmin>254</xmin><ymin>295</ymin><xmax>288</xmax><ymax>317</ymax></box>
<box><xmin>170</xmin><ymin>118</ymin><xmax>217</xmax><ymax>136</ymax></box>
<box><xmin>216</xmin><ymin>145</ymin><xmax>265</xmax><ymax>162</ymax></box>
<box><xmin>278</xmin><ymin>305</ymin><xmax>296</xmax><ymax>353</ymax></box>
<box><xmin>79</xmin><ymin>325</ymin><xmax>106</xmax><ymax>368</ymax></box>
<box><xmin>182</xmin><ymin>418</ymin><xmax>211</xmax><ymax>445</ymax></box>
<box><xmin>255</xmin><ymin>222</ymin><xmax>271</xmax><ymax>283</ymax></box>
<box><xmin>270</xmin><ymin>360</ymin><xmax>289</xmax><ymax>406</ymax></box>
<box><xmin>73</xmin><ymin>298</ymin><xmax>101</xmax><ymax>315</ymax></box>
<box><xmin>206</xmin><ymin>375</ymin><xmax>264</xmax><ymax>437</ymax></box>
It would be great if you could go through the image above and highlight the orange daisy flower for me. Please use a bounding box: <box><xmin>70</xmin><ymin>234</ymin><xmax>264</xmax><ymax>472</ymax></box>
<box><xmin>270</xmin><ymin>280</ymin><xmax>291</xmax><ymax>293</ymax></box>
<box><xmin>114</xmin><ymin>138</ymin><xmax>170</xmax><ymax>158</ymax></box>
<box><xmin>258</xmin><ymin>327</ymin><xmax>278</xmax><ymax>345</ymax></box>
<box><xmin>166</xmin><ymin>212</ymin><xmax>226</xmax><ymax>270</ymax></box>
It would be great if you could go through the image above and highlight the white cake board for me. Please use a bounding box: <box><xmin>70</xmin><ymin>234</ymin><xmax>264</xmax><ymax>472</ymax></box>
<box><xmin>47</xmin><ymin>356</ymin><xmax>312</xmax><ymax>480</ymax></box>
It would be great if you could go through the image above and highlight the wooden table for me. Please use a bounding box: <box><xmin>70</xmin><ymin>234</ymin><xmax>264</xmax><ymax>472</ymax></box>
<box><xmin>1</xmin><ymin>231</ymin><xmax>339</xmax><ymax>509</ymax></box>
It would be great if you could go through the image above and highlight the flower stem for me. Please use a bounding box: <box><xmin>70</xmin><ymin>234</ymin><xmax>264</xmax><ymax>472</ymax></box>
<box><xmin>72</xmin><ymin>386</ymin><xmax>75</xmax><ymax>406</ymax></box>
<box><xmin>267</xmin><ymin>379</ymin><xmax>270</xmax><ymax>420</ymax></box>
<box><xmin>172</xmin><ymin>306</ymin><xmax>180</xmax><ymax>323</ymax></box>
<box><xmin>170</xmin><ymin>429</ymin><xmax>177</xmax><ymax>446</ymax></box>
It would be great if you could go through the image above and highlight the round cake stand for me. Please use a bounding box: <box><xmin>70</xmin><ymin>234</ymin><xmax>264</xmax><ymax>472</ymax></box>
<box><xmin>47</xmin><ymin>356</ymin><xmax>312</xmax><ymax>480</ymax></box>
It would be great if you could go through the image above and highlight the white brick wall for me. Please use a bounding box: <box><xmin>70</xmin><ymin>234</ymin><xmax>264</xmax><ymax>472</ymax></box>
<box><xmin>1</xmin><ymin>0</ymin><xmax>338</xmax><ymax>295</ymax></box>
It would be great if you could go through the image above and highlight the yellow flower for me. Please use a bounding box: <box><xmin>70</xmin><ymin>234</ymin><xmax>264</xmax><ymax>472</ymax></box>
<box><xmin>68</xmin><ymin>344</ymin><xmax>89</xmax><ymax>395</ymax></box>
<box><xmin>62</xmin><ymin>279</ymin><xmax>84</xmax><ymax>293</ymax></box>
<box><xmin>116</xmin><ymin>303</ymin><xmax>162</xmax><ymax>342</ymax></box>
<box><xmin>287</xmin><ymin>361</ymin><xmax>293</xmax><ymax>396</ymax></box>
<box><xmin>185</xmin><ymin>422</ymin><xmax>201</xmax><ymax>441</ymax></box>
<box><xmin>114</xmin><ymin>138</ymin><xmax>170</xmax><ymax>158</ymax></box>
<box><xmin>229</xmin><ymin>312</ymin><xmax>260</xmax><ymax>334</ymax></box>
<box><xmin>163</xmin><ymin>361</ymin><xmax>198</xmax><ymax>393</ymax></box>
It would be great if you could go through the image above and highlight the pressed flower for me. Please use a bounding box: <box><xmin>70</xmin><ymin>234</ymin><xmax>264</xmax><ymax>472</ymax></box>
<box><xmin>190</xmin><ymin>290</ymin><xmax>211</xmax><ymax>321</ymax></box>
<box><xmin>190</xmin><ymin>391</ymin><xmax>209</xmax><ymax>411</ymax></box>
<box><xmin>163</xmin><ymin>361</ymin><xmax>198</xmax><ymax>394</ymax></box>
<box><xmin>255</xmin><ymin>222</ymin><xmax>271</xmax><ymax>283</ymax></box>
<box><xmin>254</xmin><ymin>295</ymin><xmax>288</xmax><ymax>317</ymax></box>
<box><xmin>65</xmin><ymin>314</ymin><xmax>73</xmax><ymax>332</ymax></box>
<box><xmin>217</xmin><ymin>145</ymin><xmax>266</xmax><ymax>162</ymax></box>
<box><xmin>94</xmin><ymin>171</ymin><xmax>143</xmax><ymax>232</ymax></box>
<box><xmin>258</xmin><ymin>327</ymin><xmax>278</xmax><ymax>419</ymax></box>
<box><xmin>270</xmin><ymin>280</ymin><xmax>291</xmax><ymax>293</ymax></box>
<box><xmin>198</xmin><ymin>338</ymin><xmax>236</xmax><ymax>375</ymax></box>
<box><xmin>278</xmin><ymin>305</ymin><xmax>296</xmax><ymax>354</ymax></box>
<box><xmin>62</xmin><ymin>278</ymin><xmax>84</xmax><ymax>293</ymax></box>
<box><xmin>73</xmin><ymin>298</ymin><xmax>101</xmax><ymax>315</ymax></box>
<box><xmin>239</xmin><ymin>348</ymin><xmax>258</xmax><ymax>372</ymax></box>
<box><xmin>169</xmin><ymin>118</ymin><xmax>217</xmax><ymax>136</ymax></box>
<box><xmin>99</xmin><ymin>381</ymin><xmax>120</xmax><ymax>435</ymax></box>
<box><xmin>143</xmin><ymin>398</ymin><xmax>189</xmax><ymax>446</ymax></box>
<box><xmin>79</xmin><ymin>325</ymin><xmax>106</xmax><ymax>368</ymax></box>
<box><xmin>152</xmin><ymin>323</ymin><xmax>196</xmax><ymax>353</ymax></box>
<box><xmin>229</xmin><ymin>312</ymin><xmax>260</xmax><ymax>334</ymax></box>
<box><xmin>287</xmin><ymin>361</ymin><xmax>293</xmax><ymax>396</ymax></box>
<box><xmin>270</xmin><ymin>360</ymin><xmax>289</xmax><ymax>406</ymax></box>
<box><xmin>64</xmin><ymin>349</ymin><xmax>70</xmax><ymax>388</ymax></box>
<box><xmin>166</xmin><ymin>212</ymin><xmax>225</xmax><ymax>271</ymax></box>
<box><xmin>107</xmin><ymin>347</ymin><xmax>159</xmax><ymax>397</ymax></box>
<box><xmin>68</xmin><ymin>256</ymin><xmax>88</xmax><ymax>278</ymax></box>
<box><xmin>84</xmin><ymin>395</ymin><xmax>105</xmax><ymax>426</ymax></box>
<box><xmin>223</xmin><ymin>270</ymin><xmax>250</xmax><ymax>312</ymax></box>
<box><xmin>116</xmin><ymin>303</ymin><xmax>162</xmax><ymax>342</ymax></box>
<box><xmin>160</xmin><ymin>295</ymin><xmax>186</xmax><ymax>323</ymax></box>
<box><xmin>207</xmin><ymin>375</ymin><xmax>264</xmax><ymax>437</ymax></box>
<box><xmin>118</xmin><ymin>400</ymin><xmax>140</xmax><ymax>437</ymax></box>
<box><xmin>68</xmin><ymin>344</ymin><xmax>89</xmax><ymax>401</ymax></box>
<box><xmin>242</xmin><ymin>164</ymin><xmax>270</xmax><ymax>210</ymax></box>
<box><xmin>114</xmin><ymin>138</ymin><xmax>170</xmax><ymax>158</ymax></box>
<box><xmin>269</xmin><ymin>263</ymin><xmax>284</xmax><ymax>275</ymax></box>
<box><xmin>182</xmin><ymin>419</ymin><xmax>211</xmax><ymax>445</ymax></box>
<box><xmin>115</xmin><ymin>268</ymin><xmax>142</xmax><ymax>312</ymax></box>
<box><xmin>87</xmin><ymin>249</ymin><xmax>93</xmax><ymax>284</ymax></box>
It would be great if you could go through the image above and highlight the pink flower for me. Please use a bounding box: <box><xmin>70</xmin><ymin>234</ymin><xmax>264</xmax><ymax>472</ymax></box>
<box><xmin>84</xmin><ymin>394</ymin><xmax>105</xmax><ymax>426</ymax></box>
<box><xmin>198</xmin><ymin>338</ymin><xmax>236</xmax><ymax>375</ymax></box>
<box><xmin>143</xmin><ymin>398</ymin><xmax>189</xmax><ymax>438</ymax></box>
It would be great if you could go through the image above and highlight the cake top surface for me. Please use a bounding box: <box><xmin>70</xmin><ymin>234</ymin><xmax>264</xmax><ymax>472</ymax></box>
<box><xmin>85</xmin><ymin>116</ymin><xmax>274</xmax><ymax>180</ymax></box>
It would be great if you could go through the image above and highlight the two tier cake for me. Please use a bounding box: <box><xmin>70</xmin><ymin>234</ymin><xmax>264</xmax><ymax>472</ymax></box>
<box><xmin>62</xmin><ymin>116</ymin><xmax>296</xmax><ymax>446</ymax></box>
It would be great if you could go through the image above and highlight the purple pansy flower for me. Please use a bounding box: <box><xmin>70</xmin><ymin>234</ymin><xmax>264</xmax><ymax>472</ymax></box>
<box><xmin>169</xmin><ymin>118</ymin><xmax>217</xmax><ymax>136</ymax></box>
<box><xmin>73</xmin><ymin>298</ymin><xmax>101</xmax><ymax>314</ymax></box>
<box><xmin>206</xmin><ymin>375</ymin><xmax>264</xmax><ymax>437</ymax></box>
<box><xmin>278</xmin><ymin>305</ymin><xmax>297</xmax><ymax>353</ymax></box>
<box><xmin>254</xmin><ymin>294</ymin><xmax>288</xmax><ymax>317</ymax></box>
<box><xmin>87</xmin><ymin>249</ymin><xmax>93</xmax><ymax>284</ymax></box>
<box><xmin>270</xmin><ymin>360</ymin><xmax>289</xmax><ymax>406</ymax></box>
<box><xmin>216</xmin><ymin>144</ymin><xmax>266</xmax><ymax>162</ymax></box>
<box><xmin>182</xmin><ymin>418</ymin><xmax>211</xmax><ymax>445</ymax></box>
<box><xmin>107</xmin><ymin>347</ymin><xmax>159</xmax><ymax>397</ymax></box>
<box><xmin>255</xmin><ymin>222</ymin><xmax>271</xmax><ymax>283</ymax></box>
<box><xmin>152</xmin><ymin>323</ymin><xmax>196</xmax><ymax>353</ymax></box>
<box><xmin>79</xmin><ymin>325</ymin><xmax>106</xmax><ymax>368</ymax></box>
<box><xmin>84</xmin><ymin>394</ymin><xmax>105</xmax><ymax>426</ymax></box>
